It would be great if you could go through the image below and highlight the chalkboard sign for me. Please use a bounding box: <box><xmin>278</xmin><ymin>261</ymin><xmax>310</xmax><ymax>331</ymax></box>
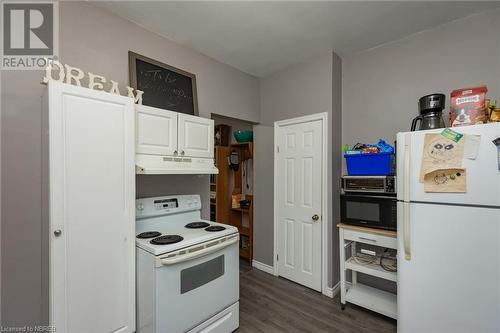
<box><xmin>129</xmin><ymin>51</ymin><xmax>198</xmax><ymax>115</ymax></box>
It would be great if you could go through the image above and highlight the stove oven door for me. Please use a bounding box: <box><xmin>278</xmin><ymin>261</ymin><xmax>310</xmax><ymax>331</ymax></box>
<box><xmin>137</xmin><ymin>234</ymin><xmax>239</xmax><ymax>333</ymax></box>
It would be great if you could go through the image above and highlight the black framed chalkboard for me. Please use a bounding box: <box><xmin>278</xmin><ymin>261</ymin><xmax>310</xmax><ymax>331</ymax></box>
<box><xmin>129</xmin><ymin>51</ymin><xmax>198</xmax><ymax>115</ymax></box>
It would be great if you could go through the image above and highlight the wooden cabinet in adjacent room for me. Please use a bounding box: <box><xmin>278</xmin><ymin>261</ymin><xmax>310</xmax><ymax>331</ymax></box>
<box><xmin>228</xmin><ymin>142</ymin><xmax>254</xmax><ymax>264</ymax></box>
<box><xmin>211</xmin><ymin>146</ymin><xmax>230</xmax><ymax>224</ymax></box>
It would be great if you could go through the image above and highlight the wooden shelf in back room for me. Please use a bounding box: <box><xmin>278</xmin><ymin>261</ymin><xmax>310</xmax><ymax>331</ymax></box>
<box><xmin>227</xmin><ymin>142</ymin><xmax>254</xmax><ymax>264</ymax></box>
<box><xmin>210</xmin><ymin>146</ymin><xmax>230</xmax><ymax>224</ymax></box>
<box><xmin>230</xmin><ymin>142</ymin><xmax>253</xmax><ymax>160</ymax></box>
<box><xmin>238</xmin><ymin>227</ymin><xmax>250</xmax><ymax>237</ymax></box>
<box><xmin>231</xmin><ymin>207</ymin><xmax>250</xmax><ymax>213</ymax></box>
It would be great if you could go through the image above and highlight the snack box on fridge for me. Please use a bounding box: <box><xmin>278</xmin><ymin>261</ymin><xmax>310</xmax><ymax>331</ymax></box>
<box><xmin>450</xmin><ymin>86</ymin><xmax>488</xmax><ymax>127</ymax></box>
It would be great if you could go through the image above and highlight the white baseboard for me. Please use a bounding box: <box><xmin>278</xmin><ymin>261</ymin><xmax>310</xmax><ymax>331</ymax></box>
<box><xmin>323</xmin><ymin>282</ymin><xmax>340</xmax><ymax>298</ymax></box>
<box><xmin>252</xmin><ymin>260</ymin><xmax>274</xmax><ymax>275</ymax></box>
<box><xmin>251</xmin><ymin>260</ymin><xmax>340</xmax><ymax>299</ymax></box>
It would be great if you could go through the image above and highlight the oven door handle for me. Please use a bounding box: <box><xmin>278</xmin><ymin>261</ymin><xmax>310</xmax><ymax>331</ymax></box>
<box><xmin>157</xmin><ymin>234</ymin><xmax>239</xmax><ymax>266</ymax></box>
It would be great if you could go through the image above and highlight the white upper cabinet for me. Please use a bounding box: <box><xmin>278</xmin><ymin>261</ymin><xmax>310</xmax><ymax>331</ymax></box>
<box><xmin>135</xmin><ymin>105</ymin><xmax>214</xmax><ymax>159</ymax></box>
<box><xmin>134</xmin><ymin>106</ymin><xmax>217</xmax><ymax>174</ymax></box>
<box><xmin>136</xmin><ymin>105</ymin><xmax>178</xmax><ymax>156</ymax></box>
<box><xmin>178</xmin><ymin>113</ymin><xmax>214</xmax><ymax>159</ymax></box>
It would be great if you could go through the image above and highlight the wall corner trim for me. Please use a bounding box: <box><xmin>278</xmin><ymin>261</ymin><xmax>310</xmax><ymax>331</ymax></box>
<box><xmin>251</xmin><ymin>260</ymin><xmax>274</xmax><ymax>275</ymax></box>
<box><xmin>323</xmin><ymin>282</ymin><xmax>340</xmax><ymax>299</ymax></box>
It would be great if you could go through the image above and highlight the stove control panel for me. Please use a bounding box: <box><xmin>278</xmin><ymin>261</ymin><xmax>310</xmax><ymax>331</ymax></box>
<box><xmin>136</xmin><ymin>194</ymin><xmax>202</xmax><ymax>219</ymax></box>
<box><xmin>154</xmin><ymin>198</ymin><xmax>178</xmax><ymax>210</ymax></box>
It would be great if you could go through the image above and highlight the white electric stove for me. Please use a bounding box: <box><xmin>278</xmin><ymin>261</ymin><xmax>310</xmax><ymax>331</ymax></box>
<box><xmin>135</xmin><ymin>195</ymin><xmax>240</xmax><ymax>333</ymax></box>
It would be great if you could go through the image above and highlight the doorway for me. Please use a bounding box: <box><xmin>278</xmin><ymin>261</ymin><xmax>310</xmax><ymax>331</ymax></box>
<box><xmin>274</xmin><ymin>113</ymin><xmax>328</xmax><ymax>292</ymax></box>
<box><xmin>210</xmin><ymin>114</ymin><xmax>256</xmax><ymax>264</ymax></box>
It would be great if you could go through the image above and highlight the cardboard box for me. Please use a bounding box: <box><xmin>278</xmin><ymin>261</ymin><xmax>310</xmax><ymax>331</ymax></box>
<box><xmin>450</xmin><ymin>86</ymin><xmax>488</xmax><ymax>127</ymax></box>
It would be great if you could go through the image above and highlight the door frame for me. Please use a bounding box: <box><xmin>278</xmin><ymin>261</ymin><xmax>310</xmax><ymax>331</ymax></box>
<box><xmin>273</xmin><ymin>112</ymin><xmax>328</xmax><ymax>296</ymax></box>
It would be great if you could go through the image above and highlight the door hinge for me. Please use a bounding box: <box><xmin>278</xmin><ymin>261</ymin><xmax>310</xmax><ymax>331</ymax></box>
<box><xmin>276</xmin><ymin>254</ymin><xmax>279</xmax><ymax>261</ymax></box>
<box><xmin>276</xmin><ymin>146</ymin><xmax>280</xmax><ymax>153</ymax></box>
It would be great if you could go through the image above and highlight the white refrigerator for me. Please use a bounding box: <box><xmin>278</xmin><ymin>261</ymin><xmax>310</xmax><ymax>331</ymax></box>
<box><xmin>396</xmin><ymin>122</ymin><xmax>500</xmax><ymax>333</ymax></box>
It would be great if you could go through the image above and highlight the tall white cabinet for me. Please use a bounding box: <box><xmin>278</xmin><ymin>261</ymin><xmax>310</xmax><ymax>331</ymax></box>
<box><xmin>43</xmin><ymin>82</ymin><xmax>135</xmax><ymax>333</ymax></box>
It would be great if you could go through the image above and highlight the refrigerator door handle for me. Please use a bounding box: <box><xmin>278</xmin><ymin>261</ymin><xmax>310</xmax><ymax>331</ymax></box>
<box><xmin>403</xmin><ymin>133</ymin><xmax>411</xmax><ymax>202</ymax></box>
<box><xmin>403</xmin><ymin>202</ymin><xmax>411</xmax><ymax>260</ymax></box>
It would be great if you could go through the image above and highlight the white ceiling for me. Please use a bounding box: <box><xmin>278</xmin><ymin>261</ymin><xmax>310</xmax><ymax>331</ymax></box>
<box><xmin>95</xmin><ymin>1</ymin><xmax>500</xmax><ymax>77</ymax></box>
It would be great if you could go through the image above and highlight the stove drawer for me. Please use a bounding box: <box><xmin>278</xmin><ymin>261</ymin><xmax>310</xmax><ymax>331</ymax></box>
<box><xmin>188</xmin><ymin>302</ymin><xmax>239</xmax><ymax>333</ymax></box>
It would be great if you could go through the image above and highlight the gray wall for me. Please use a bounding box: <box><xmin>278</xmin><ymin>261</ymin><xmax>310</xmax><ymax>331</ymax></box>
<box><xmin>252</xmin><ymin>125</ymin><xmax>274</xmax><ymax>265</ymax></box>
<box><xmin>258</xmin><ymin>52</ymin><xmax>343</xmax><ymax>288</ymax></box>
<box><xmin>331</xmin><ymin>53</ymin><xmax>342</xmax><ymax>285</ymax></box>
<box><xmin>1</xmin><ymin>1</ymin><xmax>259</xmax><ymax>326</ymax></box>
<box><xmin>2</xmin><ymin>70</ymin><xmax>44</xmax><ymax>326</ymax></box>
<box><xmin>260</xmin><ymin>53</ymin><xmax>333</xmax><ymax>126</ymax></box>
<box><xmin>342</xmin><ymin>9</ymin><xmax>500</xmax><ymax>147</ymax></box>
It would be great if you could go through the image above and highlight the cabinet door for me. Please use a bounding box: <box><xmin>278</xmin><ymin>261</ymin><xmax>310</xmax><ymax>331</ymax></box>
<box><xmin>178</xmin><ymin>114</ymin><xmax>214</xmax><ymax>158</ymax></box>
<box><xmin>46</xmin><ymin>82</ymin><xmax>135</xmax><ymax>333</ymax></box>
<box><xmin>136</xmin><ymin>104</ymin><xmax>178</xmax><ymax>155</ymax></box>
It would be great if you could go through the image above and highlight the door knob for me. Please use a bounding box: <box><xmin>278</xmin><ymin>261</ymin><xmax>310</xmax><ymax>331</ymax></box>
<box><xmin>54</xmin><ymin>229</ymin><xmax>62</xmax><ymax>237</ymax></box>
<box><xmin>312</xmin><ymin>214</ymin><xmax>320</xmax><ymax>221</ymax></box>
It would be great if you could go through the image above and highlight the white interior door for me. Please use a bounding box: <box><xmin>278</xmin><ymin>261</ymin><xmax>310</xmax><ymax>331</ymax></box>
<box><xmin>47</xmin><ymin>82</ymin><xmax>135</xmax><ymax>333</ymax></box>
<box><xmin>136</xmin><ymin>104</ymin><xmax>178</xmax><ymax>156</ymax></box>
<box><xmin>276</xmin><ymin>118</ymin><xmax>323</xmax><ymax>291</ymax></box>
<box><xmin>178</xmin><ymin>113</ymin><xmax>214</xmax><ymax>158</ymax></box>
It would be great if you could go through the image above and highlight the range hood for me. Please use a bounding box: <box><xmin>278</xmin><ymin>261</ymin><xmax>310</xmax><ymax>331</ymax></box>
<box><xmin>136</xmin><ymin>154</ymin><xmax>218</xmax><ymax>175</ymax></box>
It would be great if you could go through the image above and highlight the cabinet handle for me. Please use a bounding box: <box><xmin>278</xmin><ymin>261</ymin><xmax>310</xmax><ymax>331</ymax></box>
<box><xmin>180</xmin><ymin>150</ymin><xmax>185</xmax><ymax>156</ymax></box>
<box><xmin>358</xmin><ymin>237</ymin><xmax>376</xmax><ymax>243</ymax></box>
<box><xmin>54</xmin><ymin>229</ymin><xmax>62</xmax><ymax>237</ymax></box>
<box><xmin>173</xmin><ymin>150</ymin><xmax>178</xmax><ymax>156</ymax></box>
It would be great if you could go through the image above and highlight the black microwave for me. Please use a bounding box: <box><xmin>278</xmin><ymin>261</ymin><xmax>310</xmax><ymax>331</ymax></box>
<box><xmin>340</xmin><ymin>193</ymin><xmax>397</xmax><ymax>231</ymax></box>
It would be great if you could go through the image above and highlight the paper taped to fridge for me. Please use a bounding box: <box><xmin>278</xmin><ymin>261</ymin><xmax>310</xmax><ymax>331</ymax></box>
<box><xmin>420</xmin><ymin>133</ymin><xmax>465</xmax><ymax>182</ymax></box>
<box><xmin>464</xmin><ymin>135</ymin><xmax>481</xmax><ymax>160</ymax></box>
<box><xmin>424</xmin><ymin>168</ymin><xmax>467</xmax><ymax>193</ymax></box>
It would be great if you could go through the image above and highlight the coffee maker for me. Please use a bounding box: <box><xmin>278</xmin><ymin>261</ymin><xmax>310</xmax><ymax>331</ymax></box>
<box><xmin>411</xmin><ymin>94</ymin><xmax>446</xmax><ymax>131</ymax></box>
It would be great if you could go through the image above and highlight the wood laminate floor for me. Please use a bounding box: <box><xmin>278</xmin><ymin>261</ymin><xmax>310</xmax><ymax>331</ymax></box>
<box><xmin>238</xmin><ymin>260</ymin><xmax>396</xmax><ymax>333</ymax></box>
